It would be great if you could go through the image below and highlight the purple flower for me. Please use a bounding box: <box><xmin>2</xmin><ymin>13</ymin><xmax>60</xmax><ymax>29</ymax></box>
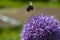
<box><xmin>20</xmin><ymin>14</ymin><xmax>60</xmax><ymax>40</ymax></box>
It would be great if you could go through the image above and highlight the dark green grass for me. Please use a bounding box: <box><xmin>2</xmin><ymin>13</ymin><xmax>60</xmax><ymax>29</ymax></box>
<box><xmin>0</xmin><ymin>24</ymin><xmax>23</xmax><ymax>40</ymax></box>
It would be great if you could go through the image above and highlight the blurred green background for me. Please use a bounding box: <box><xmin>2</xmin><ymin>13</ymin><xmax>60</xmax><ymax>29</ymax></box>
<box><xmin>0</xmin><ymin>0</ymin><xmax>60</xmax><ymax>40</ymax></box>
<box><xmin>0</xmin><ymin>0</ymin><xmax>60</xmax><ymax>8</ymax></box>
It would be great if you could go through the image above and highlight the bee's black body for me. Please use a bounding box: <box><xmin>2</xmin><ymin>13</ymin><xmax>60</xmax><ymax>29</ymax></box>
<box><xmin>27</xmin><ymin>6</ymin><xmax>33</xmax><ymax>12</ymax></box>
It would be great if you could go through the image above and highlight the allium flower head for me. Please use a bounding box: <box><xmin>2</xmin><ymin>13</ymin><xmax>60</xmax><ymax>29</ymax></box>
<box><xmin>20</xmin><ymin>14</ymin><xmax>60</xmax><ymax>40</ymax></box>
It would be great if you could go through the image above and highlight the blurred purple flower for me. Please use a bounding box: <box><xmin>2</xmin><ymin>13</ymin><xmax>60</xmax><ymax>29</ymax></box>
<box><xmin>20</xmin><ymin>14</ymin><xmax>60</xmax><ymax>40</ymax></box>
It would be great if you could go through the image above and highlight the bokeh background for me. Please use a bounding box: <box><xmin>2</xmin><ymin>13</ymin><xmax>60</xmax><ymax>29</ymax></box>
<box><xmin>0</xmin><ymin>0</ymin><xmax>60</xmax><ymax>40</ymax></box>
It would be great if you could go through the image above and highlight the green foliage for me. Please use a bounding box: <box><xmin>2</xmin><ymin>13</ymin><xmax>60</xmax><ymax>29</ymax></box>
<box><xmin>0</xmin><ymin>5</ymin><xmax>6</xmax><ymax>9</ymax></box>
<box><xmin>59</xmin><ymin>0</ymin><xmax>60</xmax><ymax>3</ymax></box>
<box><xmin>0</xmin><ymin>27</ymin><xmax>3</xmax><ymax>34</ymax></box>
<box><xmin>0</xmin><ymin>0</ymin><xmax>59</xmax><ymax>8</ymax></box>
<box><xmin>0</xmin><ymin>30</ymin><xmax>20</xmax><ymax>40</ymax></box>
<box><xmin>11</xmin><ymin>0</ymin><xmax>49</xmax><ymax>2</ymax></box>
<box><xmin>0</xmin><ymin>23</ymin><xmax>23</xmax><ymax>40</ymax></box>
